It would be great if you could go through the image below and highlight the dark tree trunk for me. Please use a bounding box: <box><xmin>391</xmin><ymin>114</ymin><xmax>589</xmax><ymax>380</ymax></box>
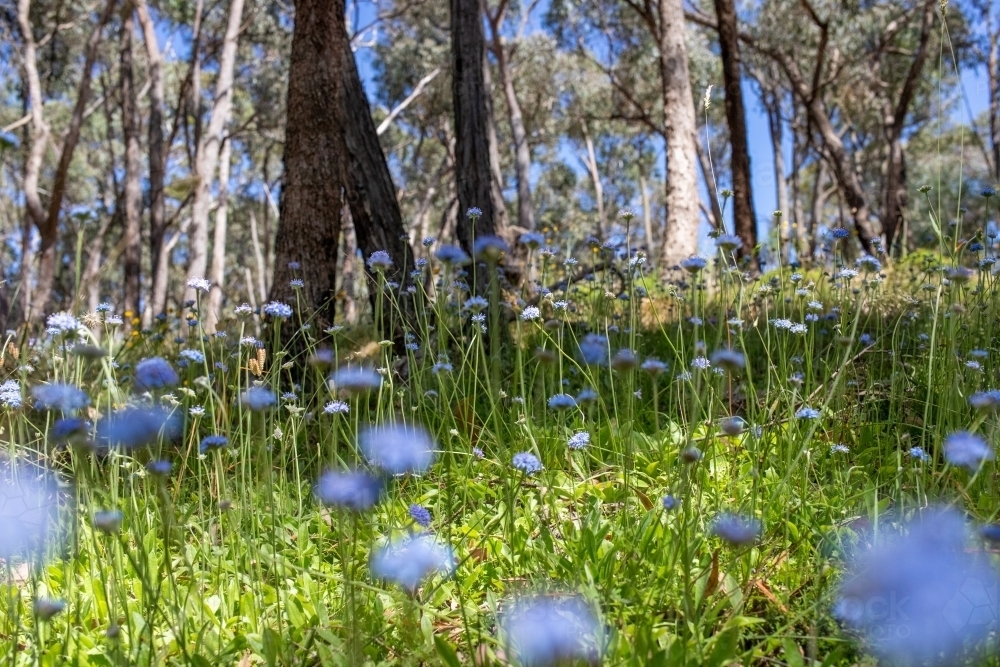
<box><xmin>341</xmin><ymin>38</ymin><xmax>416</xmax><ymax>293</ymax></box>
<box><xmin>269</xmin><ymin>0</ymin><xmax>348</xmax><ymax>327</ymax></box>
<box><xmin>450</xmin><ymin>0</ymin><xmax>500</xmax><ymax>292</ymax></box>
<box><xmin>713</xmin><ymin>0</ymin><xmax>757</xmax><ymax>271</ymax></box>
<box><xmin>120</xmin><ymin>11</ymin><xmax>142</xmax><ymax>319</ymax></box>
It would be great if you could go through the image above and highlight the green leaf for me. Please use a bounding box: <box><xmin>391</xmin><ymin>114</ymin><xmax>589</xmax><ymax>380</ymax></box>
<box><xmin>434</xmin><ymin>635</ymin><xmax>462</xmax><ymax>667</ymax></box>
<box><xmin>262</xmin><ymin>627</ymin><xmax>280</xmax><ymax>667</ymax></box>
<box><xmin>705</xmin><ymin>627</ymin><xmax>739</xmax><ymax>667</ymax></box>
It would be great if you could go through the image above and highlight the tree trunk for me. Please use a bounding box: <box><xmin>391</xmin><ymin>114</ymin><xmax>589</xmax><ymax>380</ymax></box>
<box><xmin>809</xmin><ymin>159</ymin><xmax>828</xmax><ymax>260</ymax></box>
<box><xmin>341</xmin><ymin>35</ymin><xmax>417</xmax><ymax>301</ymax></box>
<box><xmin>269</xmin><ymin>0</ymin><xmax>348</xmax><ymax>327</ymax></box>
<box><xmin>482</xmin><ymin>45</ymin><xmax>510</xmax><ymax>238</ymax></box>
<box><xmin>450</xmin><ymin>0</ymin><xmax>501</xmax><ymax>292</ymax></box>
<box><xmin>120</xmin><ymin>10</ymin><xmax>142</xmax><ymax>321</ymax></box>
<box><xmin>581</xmin><ymin>121</ymin><xmax>605</xmax><ymax>237</ymax></box>
<box><xmin>30</xmin><ymin>0</ymin><xmax>118</xmax><ymax>319</ymax></box>
<box><xmin>640</xmin><ymin>174</ymin><xmax>655</xmax><ymax>258</ymax></box>
<box><xmin>136</xmin><ymin>0</ymin><xmax>167</xmax><ymax>325</ymax></box>
<box><xmin>657</xmin><ymin>0</ymin><xmax>701</xmax><ymax>267</ymax></box>
<box><xmin>882</xmin><ymin>0</ymin><xmax>935</xmax><ymax>254</ymax></box>
<box><xmin>713</xmin><ymin>0</ymin><xmax>757</xmax><ymax>269</ymax></box>
<box><xmin>205</xmin><ymin>138</ymin><xmax>231</xmax><ymax>333</ymax></box>
<box><xmin>991</xmin><ymin>4</ymin><xmax>1000</xmax><ymax>181</ymax></box>
<box><xmin>764</xmin><ymin>92</ymin><xmax>789</xmax><ymax>258</ymax></box>
<box><xmin>184</xmin><ymin>0</ymin><xmax>245</xmax><ymax>308</ymax></box>
<box><xmin>492</xmin><ymin>38</ymin><xmax>535</xmax><ymax>231</ymax></box>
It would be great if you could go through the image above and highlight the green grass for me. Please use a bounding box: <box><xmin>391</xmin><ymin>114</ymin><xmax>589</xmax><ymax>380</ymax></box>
<box><xmin>1</xmin><ymin>235</ymin><xmax>1000</xmax><ymax>666</ymax></box>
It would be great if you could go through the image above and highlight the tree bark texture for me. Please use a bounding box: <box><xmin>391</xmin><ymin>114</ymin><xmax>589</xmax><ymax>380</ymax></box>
<box><xmin>493</xmin><ymin>40</ymin><xmax>535</xmax><ymax>231</ymax></box>
<box><xmin>205</xmin><ymin>138</ymin><xmax>231</xmax><ymax>333</ymax></box>
<box><xmin>120</xmin><ymin>10</ymin><xmax>142</xmax><ymax>320</ymax></box>
<box><xmin>269</xmin><ymin>0</ymin><xmax>349</xmax><ymax>327</ymax></box>
<box><xmin>713</xmin><ymin>0</ymin><xmax>758</xmax><ymax>269</ymax></box>
<box><xmin>657</xmin><ymin>0</ymin><xmax>701</xmax><ymax>267</ymax></box>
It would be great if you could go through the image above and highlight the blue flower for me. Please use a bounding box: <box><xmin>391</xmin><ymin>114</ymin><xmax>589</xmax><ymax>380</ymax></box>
<box><xmin>547</xmin><ymin>394</ymin><xmax>577</xmax><ymax>411</ymax></box>
<box><xmin>179</xmin><ymin>349</ymin><xmax>205</xmax><ymax>364</ymax></box>
<box><xmin>715</xmin><ymin>234</ymin><xmax>743</xmax><ymax>252</ymax></box>
<box><xmin>31</xmin><ymin>384</ymin><xmax>89</xmax><ymax>413</ymax></box>
<box><xmin>409</xmin><ymin>504</ymin><xmax>432</xmax><ymax>527</ymax></box>
<box><xmin>473</xmin><ymin>235</ymin><xmax>509</xmax><ymax>261</ymax></box>
<box><xmin>95</xmin><ymin>406</ymin><xmax>181</xmax><ymax>450</ymax></box>
<box><xmin>96</xmin><ymin>302</ymin><xmax>113</xmax><ymax>313</ymax></box>
<box><xmin>610</xmin><ymin>349</ymin><xmax>638</xmax><ymax>371</ymax></box>
<box><xmin>466</xmin><ymin>207</ymin><xmax>483</xmax><ymax>218</ymax></box>
<box><xmin>796</xmin><ymin>407</ymin><xmax>821</xmax><ymax>420</ymax></box>
<box><xmin>521</xmin><ymin>306</ymin><xmax>541</xmax><ymax>321</ymax></box>
<box><xmin>830</xmin><ymin>227</ymin><xmax>850</xmax><ymax>239</ymax></box>
<box><xmin>710</xmin><ymin>349</ymin><xmax>744</xmax><ymax>372</ymax></box>
<box><xmin>502</xmin><ymin>596</ymin><xmax>602</xmax><ymax>666</ymax></box>
<box><xmin>315</xmin><ymin>470</ymin><xmax>383</xmax><ymax>512</ymax></box>
<box><xmin>370</xmin><ymin>535</ymin><xmax>454</xmax><ymax>591</ymax></box>
<box><xmin>856</xmin><ymin>256</ymin><xmax>882</xmax><ymax>273</ymax></box>
<box><xmin>579</xmin><ymin>334</ymin><xmax>609</xmax><ymax>366</ymax></box>
<box><xmin>908</xmin><ymin>446</ymin><xmax>929</xmax><ymax>461</ymax></box>
<box><xmin>520</xmin><ymin>232</ymin><xmax>545</xmax><ymax>249</ymax></box>
<box><xmin>367</xmin><ymin>250</ymin><xmax>393</xmax><ymax>272</ymax></box>
<box><xmin>0</xmin><ymin>463</ymin><xmax>59</xmax><ymax>560</ymax></box>
<box><xmin>710</xmin><ymin>513</ymin><xmax>761</xmax><ymax>545</ymax></box>
<box><xmin>200</xmin><ymin>435</ymin><xmax>229</xmax><ymax>453</ymax></box>
<box><xmin>46</xmin><ymin>312</ymin><xmax>79</xmax><ymax>333</ymax></box>
<box><xmin>0</xmin><ymin>380</ymin><xmax>21</xmax><ymax>409</ymax></box>
<box><xmin>690</xmin><ymin>357</ymin><xmax>710</xmax><ymax>370</ymax></box>
<box><xmin>982</xmin><ymin>187</ymin><xmax>997</xmax><ymax>198</ymax></box>
<box><xmin>680</xmin><ymin>256</ymin><xmax>707</xmax><ymax>273</ymax></box>
<box><xmin>324</xmin><ymin>400</ymin><xmax>350</xmax><ymax>414</ymax></box>
<box><xmin>834</xmin><ymin>508</ymin><xmax>1000</xmax><ymax>664</ymax></box>
<box><xmin>435</xmin><ymin>245</ymin><xmax>471</xmax><ymax>266</ymax></box>
<box><xmin>240</xmin><ymin>387</ymin><xmax>277</xmax><ymax>411</ymax></box>
<box><xmin>943</xmin><ymin>431</ymin><xmax>993</xmax><ymax>471</ymax></box>
<box><xmin>51</xmin><ymin>417</ymin><xmax>88</xmax><ymax>443</ymax></box>
<box><xmin>92</xmin><ymin>510</ymin><xmax>124</xmax><ymax>534</ymax></box>
<box><xmin>359</xmin><ymin>422</ymin><xmax>436</xmax><ymax>475</ymax></box>
<box><xmin>146</xmin><ymin>460</ymin><xmax>173</xmax><ymax>476</ymax></box>
<box><xmin>329</xmin><ymin>366</ymin><xmax>382</xmax><ymax>395</ymax></box>
<box><xmin>512</xmin><ymin>452</ymin><xmax>542</xmax><ymax>475</ymax></box>
<box><xmin>568</xmin><ymin>431</ymin><xmax>590</xmax><ymax>450</ymax></box>
<box><xmin>662</xmin><ymin>495</ymin><xmax>679</xmax><ymax>511</ymax></box>
<box><xmin>133</xmin><ymin>358</ymin><xmax>179</xmax><ymax>392</ymax></box>
<box><xmin>290</xmin><ymin>278</ymin><xmax>304</xmax><ymax>288</ymax></box>
<box><xmin>262</xmin><ymin>301</ymin><xmax>293</xmax><ymax>318</ymax></box>
<box><xmin>969</xmin><ymin>390</ymin><xmax>1000</xmax><ymax>409</ymax></box>
<box><xmin>640</xmin><ymin>358</ymin><xmax>668</xmax><ymax>376</ymax></box>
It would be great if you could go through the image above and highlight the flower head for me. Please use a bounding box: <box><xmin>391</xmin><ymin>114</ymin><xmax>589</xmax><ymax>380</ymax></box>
<box><xmin>520</xmin><ymin>232</ymin><xmax>544</xmax><ymax>249</ymax></box>
<box><xmin>367</xmin><ymin>250</ymin><xmax>393</xmax><ymax>272</ymax></box>
<box><xmin>31</xmin><ymin>384</ymin><xmax>89</xmax><ymax>413</ymax></box>
<box><xmin>0</xmin><ymin>380</ymin><xmax>22</xmax><ymax>409</ymax></box>
<box><xmin>329</xmin><ymin>366</ymin><xmax>382</xmax><ymax>395</ymax></box>
<box><xmin>370</xmin><ymin>535</ymin><xmax>454</xmax><ymax>591</ymax></box>
<box><xmin>358</xmin><ymin>422</ymin><xmax>436</xmax><ymax>475</ymax></box>
<box><xmin>943</xmin><ymin>431</ymin><xmax>993</xmax><ymax>471</ymax></box>
<box><xmin>133</xmin><ymin>357</ymin><xmax>179</xmax><ymax>392</ymax></box>
<box><xmin>240</xmin><ymin>387</ymin><xmax>277</xmax><ymax>411</ymax></box>
<box><xmin>186</xmin><ymin>278</ymin><xmax>211</xmax><ymax>292</ymax></box>
<box><xmin>502</xmin><ymin>595</ymin><xmax>602</xmax><ymax>666</ymax></box>
<box><xmin>640</xmin><ymin>358</ymin><xmax>668</xmax><ymax>376</ymax></box>
<box><xmin>262</xmin><ymin>301</ymin><xmax>293</xmax><ymax>318</ymax></box>
<box><xmin>315</xmin><ymin>470</ymin><xmax>383</xmax><ymax>512</ymax></box>
<box><xmin>409</xmin><ymin>504</ymin><xmax>432</xmax><ymax>527</ymax></box>
<box><xmin>710</xmin><ymin>348</ymin><xmax>745</xmax><ymax>372</ymax></box>
<box><xmin>200</xmin><ymin>435</ymin><xmax>229</xmax><ymax>453</ymax></box>
<box><xmin>95</xmin><ymin>406</ymin><xmax>180</xmax><ymax>450</ymax></box>
<box><xmin>833</xmin><ymin>508</ymin><xmax>1000</xmax><ymax>664</ymax></box>
<box><xmin>568</xmin><ymin>431</ymin><xmax>590</xmax><ymax>450</ymax></box>
<box><xmin>92</xmin><ymin>510</ymin><xmax>123</xmax><ymax>534</ymax></box>
<box><xmin>473</xmin><ymin>235</ymin><xmax>509</xmax><ymax>261</ymax></box>
<box><xmin>579</xmin><ymin>334</ymin><xmax>609</xmax><ymax>366</ymax></box>
<box><xmin>522</xmin><ymin>306</ymin><xmax>541</xmax><ymax>321</ymax></box>
<box><xmin>547</xmin><ymin>393</ymin><xmax>577</xmax><ymax>411</ymax></box>
<box><xmin>710</xmin><ymin>513</ymin><xmax>761</xmax><ymax>546</ymax></box>
<box><xmin>715</xmin><ymin>234</ymin><xmax>743</xmax><ymax>252</ymax></box>
<box><xmin>0</xmin><ymin>463</ymin><xmax>60</xmax><ymax>560</ymax></box>
<box><xmin>435</xmin><ymin>245</ymin><xmax>471</xmax><ymax>266</ymax></box>
<box><xmin>680</xmin><ymin>256</ymin><xmax>708</xmax><ymax>274</ymax></box>
<box><xmin>512</xmin><ymin>451</ymin><xmax>542</xmax><ymax>475</ymax></box>
<box><xmin>796</xmin><ymin>406</ymin><xmax>821</xmax><ymax>420</ymax></box>
<box><xmin>46</xmin><ymin>312</ymin><xmax>79</xmax><ymax>333</ymax></box>
<box><xmin>324</xmin><ymin>400</ymin><xmax>350</xmax><ymax>414</ymax></box>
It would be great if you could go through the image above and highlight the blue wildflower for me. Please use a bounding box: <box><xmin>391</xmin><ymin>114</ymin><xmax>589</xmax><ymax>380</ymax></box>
<box><xmin>370</xmin><ymin>535</ymin><xmax>454</xmax><ymax>591</ymax></box>
<box><xmin>680</xmin><ymin>256</ymin><xmax>707</xmax><ymax>273</ymax></box>
<box><xmin>0</xmin><ymin>463</ymin><xmax>59</xmax><ymax>560</ymax></box>
<box><xmin>547</xmin><ymin>393</ymin><xmax>577</xmax><ymax>411</ymax></box>
<box><xmin>92</xmin><ymin>510</ymin><xmax>124</xmax><ymax>534</ymax></box>
<box><xmin>0</xmin><ymin>380</ymin><xmax>21</xmax><ymax>409</ymax></box>
<box><xmin>473</xmin><ymin>235</ymin><xmax>509</xmax><ymax>261</ymax></box>
<box><xmin>796</xmin><ymin>407</ymin><xmax>821</xmax><ymax>420</ymax></box>
<box><xmin>240</xmin><ymin>387</ymin><xmax>277</xmax><ymax>411</ymax></box>
<box><xmin>943</xmin><ymin>431</ymin><xmax>993</xmax><ymax>471</ymax></box>
<box><xmin>31</xmin><ymin>384</ymin><xmax>89</xmax><ymax>413</ymax></box>
<box><xmin>262</xmin><ymin>301</ymin><xmax>293</xmax><ymax>318</ymax></box>
<box><xmin>579</xmin><ymin>334</ymin><xmax>609</xmax><ymax>366</ymax></box>
<box><xmin>146</xmin><ymin>460</ymin><xmax>173</xmax><ymax>476</ymax></box>
<box><xmin>133</xmin><ymin>357</ymin><xmax>179</xmax><ymax>392</ymax></box>
<box><xmin>830</xmin><ymin>227</ymin><xmax>850</xmax><ymax>239</ymax></box>
<box><xmin>179</xmin><ymin>349</ymin><xmax>205</xmax><ymax>364</ymax></box>
<box><xmin>435</xmin><ymin>245</ymin><xmax>471</xmax><ymax>266</ymax></box>
<box><xmin>568</xmin><ymin>431</ymin><xmax>590</xmax><ymax>450</ymax></box>
<box><xmin>512</xmin><ymin>452</ymin><xmax>542</xmax><ymax>475</ymax></box>
<box><xmin>200</xmin><ymin>435</ymin><xmax>229</xmax><ymax>453</ymax></box>
<box><xmin>710</xmin><ymin>513</ymin><xmax>761</xmax><ymax>546</ymax></box>
<box><xmin>359</xmin><ymin>422</ymin><xmax>436</xmax><ymax>475</ymax></box>
<box><xmin>329</xmin><ymin>366</ymin><xmax>382</xmax><ymax>394</ymax></box>
<box><xmin>95</xmin><ymin>406</ymin><xmax>180</xmax><ymax>450</ymax></box>
<box><xmin>409</xmin><ymin>504</ymin><xmax>432</xmax><ymax>527</ymax></box>
<box><xmin>502</xmin><ymin>596</ymin><xmax>602</xmax><ymax>666</ymax></box>
<box><xmin>367</xmin><ymin>250</ymin><xmax>393</xmax><ymax>272</ymax></box>
<box><xmin>315</xmin><ymin>470</ymin><xmax>383</xmax><ymax>512</ymax></box>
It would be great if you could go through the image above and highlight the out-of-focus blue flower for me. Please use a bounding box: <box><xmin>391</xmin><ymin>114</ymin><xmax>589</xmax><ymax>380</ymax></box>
<box><xmin>315</xmin><ymin>469</ymin><xmax>383</xmax><ymax>512</ymax></box>
<box><xmin>610</xmin><ymin>349</ymin><xmax>638</xmax><ymax>371</ymax></box>
<box><xmin>640</xmin><ymin>358</ymin><xmax>668</xmax><ymax>376</ymax></box>
<box><xmin>146</xmin><ymin>460</ymin><xmax>172</xmax><ymax>476</ymax></box>
<box><xmin>367</xmin><ymin>250</ymin><xmax>393</xmax><ymax>272</ymax></box>
<box><xmin>92</xmin><ymin>510</ymin><xmax>123</xmax><ymax>533</ymax></box>
<box><xmin>133</xmin><ymin>357</ymin><xmax>179</xmax><ymax>392</ymax></box>
<box><xmin>690</xmin><ymin>357</ymin><xmax>711</xmax><ymax>370</ymax></box>
<box><xmin>502</xmin><ymin>595</ymin><xmax>602</xmax><ymax>666</ymax></box>
<box><xmin>200</xmin><ymin>435</ymin><xmax>229</xmax><ymax>453</ymax></box>
<box><xmin>662</xmin><ymin>495</ymin><xmax>679</xmax><ymax>511</ymax></box>
<box><xmin>943</xmin><ymin>431</ymin><xmax>993</xmax><ymax>471</ymax></box>
<box><xmin>710</xmin><ymin>348</ymin><xmax>745</xmax><ymax>372</ymax></box>
<box><xmin>576</xmin><ymin>387</ymin><xmax>599</xmax><ymax>404</ymax></box>
<box><xmin>710</xmin><ymin>513</ymin><xmax>761</xmax><ymax>546</ymax></box>
<box><xmin>715</xmin><ymin>234</ymin><xmax>743</xmax><ymax>252</ymax></box>
<box><xmin>359</xmin><ymin>422</ymin><xmax>436</xmax><ymax>475</ymax></box>
<box><xmin>329</xmin><ymin>366</ymin><xmax>382</xmax><ymax>395</ymax></box>
<box><xmin>51</xmin><ymin>417</ymin><xmax>88</xmax><ymax>444</ymax></box>
<box><xmin>435</xmin><ymin>245</ymin><xmax>471</xmax><ymax>266</ymax></box>
<box><xmin>970</xmin><ymin>390</ymin><xmax>1000</xmax><ymax>409</ymax></box>
<box><xmin>474</xmin><ymin>235</ymin><xmax>509</xmax><ymax>261</ymax></box>
<box><xmin>520</xmin><ymin>232</ymin><xmax>544</xmax><ymax>249</ymax></box>
<box><xmin>240</xmin><ymin>387</ymin><xmax>277</xmax><ymax>411</ymax></box>
<box><xmin>908</xmin><ymin>446</ymin><xmax>929</xmax><ymax>461</ymax></box>
<box><xmin>179</xmin><ymin>349</ymin><xmax>205</xmax><ymax>364</ymax></box>
<box><xmin>324</xmin><ymin>400</ymin><xmax>350</xmax><ymax>414</ymax></box>
<box><xmin>834</xmin><ymin>508</ymin><xmax>1000</xmax><ymax>664</ymax></box>
<box><xmin>579</xmin><ymin>334</ymin><xmax>609</xmax><ymax>366</ymax></box>
<box><xmin>33</xmin><ymin>598</ymin><xmax>66</xmax><ymax>621</ymax></box>
<box><xmin>31</xmin><ymin>384</ymin><xmax>89</xmax><ymax>413</ymax></box>
<box><xmin>796</xmin><ymin>407</ymin><xmax>821</xmax><ymax>420</ymax></box>
<box><xmin>370</xmin><ymin>535</ymin><xmax>454</xmax><ymax>591</ymax></box>
<box><xmin>856</xmin><ymin>256</ymin><xmax>882</xmax><ymax>273</ymax></box>
<box><xmin>46</xmin><ymin>312</ymin><xmax>79</xmax><ymax>333</ymax></box>
<box><xmin>512</xmin><ymin>452</ymin><xmax>542</xmax><ymax>475</ymax></box>
<box><xmin>95</xmin><ymin>406</ymin><xmax>180</xmax><ymax>450</ymax></box>
<box><xmin>547</xmin><ymin>394</ymin><xmax>576</xmax><ymax>411</ymax></box>
<box><xmin>830</xmin><ymin>227</ymin><xmax>850</xmax><ymax>239</ymax></box>
<box><xmin>680</xmin><ymin>256</ymin><xmax>707</xmax><ymax>273</ymax></box>
<box><xmin>409</xmin><ymin>504</ymin><xmax>431</xmax><ymax>527</ymax></box>
<box><xmin>0</xmin><ymin>463</ymin><xmax>60</xmax><ymax>560</ymax></box>
<box><xmin>464</xmin><ymin>296</ymin><xmax>489</xmax><ymax>312</ymax></box>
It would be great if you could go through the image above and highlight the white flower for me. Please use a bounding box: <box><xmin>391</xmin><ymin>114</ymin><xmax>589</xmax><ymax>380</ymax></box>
<box><xmin>186</xmin><ymin>278</ymin><xmax>211</xmax><ymax>292</ymax></box>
